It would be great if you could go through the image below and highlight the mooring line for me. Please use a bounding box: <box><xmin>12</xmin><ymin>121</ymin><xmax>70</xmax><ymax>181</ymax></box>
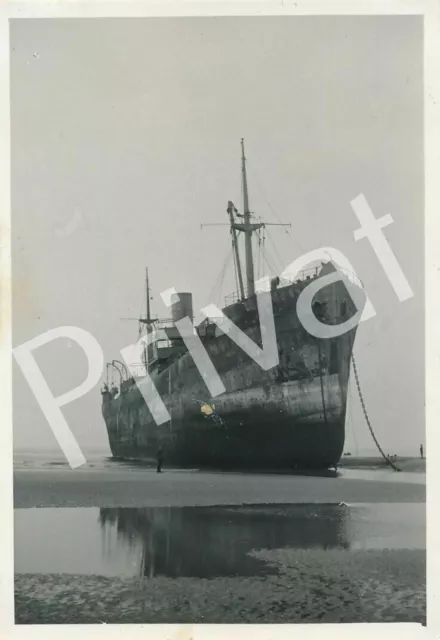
<box><xmin>351</xmin><ymin>353</ymin><xmax>400</xmax><ymax>472</ymax></box>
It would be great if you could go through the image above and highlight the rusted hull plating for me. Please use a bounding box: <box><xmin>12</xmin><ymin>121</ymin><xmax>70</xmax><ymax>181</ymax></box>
<box><xmin>102</xmin><ymin>275</ymin><xmax>358</xmax><ymax>470</ymax></box>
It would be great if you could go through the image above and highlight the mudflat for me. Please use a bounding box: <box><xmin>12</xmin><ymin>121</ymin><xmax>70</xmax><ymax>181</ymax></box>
<box><xmin>14</xmin><ymin>465</ymin><xmax>425</xmax><ymax>508</ymax></box>
<box><xmin>14</xmin><ymin>464</ymin><xmax>426</xmax><ymax>624</ymax></box>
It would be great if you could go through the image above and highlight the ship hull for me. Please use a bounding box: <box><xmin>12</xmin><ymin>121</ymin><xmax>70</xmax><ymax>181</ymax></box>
<box><xmin>104</xmin><ymin>377</ymin><xmax>345</xmax><ymax>469</ymax></box>
<box><xmin>102</xmin><ymin>268</ymin><xmax>359</xmax><ymax>470</ymax></box>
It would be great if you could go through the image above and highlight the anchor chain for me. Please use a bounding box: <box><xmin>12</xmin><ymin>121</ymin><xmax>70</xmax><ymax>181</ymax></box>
<box><xmin>351</xmin><ymin>353</ymin><xmax>400</xmax><ymax>472</ymax></box>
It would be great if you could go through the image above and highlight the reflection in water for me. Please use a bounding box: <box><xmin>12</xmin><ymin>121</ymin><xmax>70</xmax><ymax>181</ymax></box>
<box><xmin>15</xmin><ymin>504</ymin><xmax>423</xmax><ymax>578</ymax></box>
<box><xmin>98</xmin><ymin>504</ymin><xmax>350</xmax><ymax>578</ymax></box>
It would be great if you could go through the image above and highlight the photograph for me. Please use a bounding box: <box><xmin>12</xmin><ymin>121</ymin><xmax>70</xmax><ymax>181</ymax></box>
<box><xmin>10</xmin><ymin>13</ymin><xmax>426</xmax><ymax>626</ymax></box>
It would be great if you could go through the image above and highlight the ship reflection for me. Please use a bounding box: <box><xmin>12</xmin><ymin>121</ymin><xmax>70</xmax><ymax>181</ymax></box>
<box><xmin>98</xmin><ymin>504</ymin><xmax>350</xmax><ymax>579</ymax></box>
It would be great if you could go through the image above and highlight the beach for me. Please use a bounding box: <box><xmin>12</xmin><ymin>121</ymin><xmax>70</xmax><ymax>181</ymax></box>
<box><xmin>14</xmin><ymin>456</ymin><xmax>425</xmax><ymax>508</ymax></box>
<box><xmin>14</xmin><ymin>456</ymin><xmax>426</xmax><ymax>625</ymax></box>
<box><xmin>15</xmin><ymin>549</ymin><xmax>425</xmax><ymax>624</ymax></box>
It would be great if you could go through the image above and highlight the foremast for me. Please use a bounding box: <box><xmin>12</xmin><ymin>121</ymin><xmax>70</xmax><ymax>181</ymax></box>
<box><xmin>229</xmin><ymin>139</ymin><xmax>264</xmax><ymax>298</ymax></box>
<box><xmin>239</xmin><ymin>138</ymin><xmax>263</xmax><ymax>298</ymax></box>
<box><xmin>139</xmin><ymin>267</ymin><xmax>154</xmax><ymax>327</ymax></box>
<box><xmin>145</xmin><ymin>267</ymin><xmax>151</xmax><ymax>325</ymax></box>
<box><xmin>139</xmin><ymin>267</ymin><xmax>155</xmax><ymax>371</ymax></box>
<box><xmin>229</xmin><ymin>139</ymin><xmax>289</xmax><ymax>299</ymax></box>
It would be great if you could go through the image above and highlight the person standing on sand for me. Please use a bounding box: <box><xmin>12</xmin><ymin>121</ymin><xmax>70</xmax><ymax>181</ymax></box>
<box><xmin>420</xmin><ymin>444</ymin><xmax>424</xmax><ymax>459</ymax></box>
<box><xmin>156</xmin><ymin>445</ymin><xmax>164</xmax><ymax>473</ymax></box>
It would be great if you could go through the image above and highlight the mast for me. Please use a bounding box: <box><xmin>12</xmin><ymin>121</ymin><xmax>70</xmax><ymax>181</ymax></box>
<box><xmin>201</xmin><ymin>140</ymin><xmax>291</xmax><ymax>303</ymax></box>
<box><xmin>145</xmin><ymin>267</ymin><xmax>151</xmax><ymax>323</ymax></box>
<box><xmin>142</xmin><ymin>267</ymin><xmax>152</xmax><ymax>373</ymax></box>
<box><xmin>227</xmin><ymin>201</ymin><xmax>245</xmax><ymax>301</ymax></box>
<box><xmin>138</xmin><ymin>267</ymin><xmax>155</xmax><ymax>326</ymax></box>
<box><xmin>241</xmin><ymin>138</ymin><xmax>256</xmax><ymax>297</ymax></box>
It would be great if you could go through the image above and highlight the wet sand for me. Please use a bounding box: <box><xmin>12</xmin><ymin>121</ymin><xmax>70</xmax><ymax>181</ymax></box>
<box><xmin>338</xmin><ymin>456</ymin><xmax>426</xmax><ymax>473</ymax></box>
<box><xmin>14</xmin><ymin>466</ymin><xmax>426</xmax><ymax>624</ymax></box>
<box><xmin>15</xmin><ymin>548</ymin><xmax>425</xmax><ymax>624</ymax></box>
<box><xmin>14</xmin><ymin>465</ymin><xmax>425</xmax><ymax>508</ymax></box>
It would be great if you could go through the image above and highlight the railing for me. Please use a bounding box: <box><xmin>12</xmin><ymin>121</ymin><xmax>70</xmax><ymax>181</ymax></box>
<box><xmin>223</xmin><ymin>263</ymin><xmax>364</xmax><ymax>307</ymax></box>
<box><xmin>129</xmin><ymin>363</ymin><xmax>147</xmax><ymax>378</ymax></box>
<box><xmin>278</xmin><ymin>266</ymin><xmax>321</xmax><ymax>287</ymax></box>
<box><xmin>334</xmin><ymin>266</ymin><xmax>363</xmax><ymax>288</ymax></box>
<box><xmin>224</xmin><ymin>267</ymin><xmax>320</xmax><ymax>306</ymax></box>
<box><xmin>151</xmin><ymin>318</ymin><xmax>175</xmax><ymax>329</ymax></box>
<box><xmin>224</xmin><ymin>291</ymin><xmax>242</xmax><ymax>306</ymax></box>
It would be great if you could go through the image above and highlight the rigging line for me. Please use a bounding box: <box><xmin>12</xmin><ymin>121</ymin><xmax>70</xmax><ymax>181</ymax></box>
<box><xmin>261</xmin><ymin>249</ymin><xmax>277</xmax><ymax>278</ymax></box>
<box><xmin>262</xmin><ymin>244</ymin><xmax>281</xmax><ymax>276</ymax></box>
<box><xmin>208</xmin><ymin>248</ymin><xmax>229</xmax><ymax>300</ymax></box>
<box><xmin>265</xmin><ymin>227</ymin><xmax>285</xmax><ymax>274</ymax></box>
<box><xmin>208</xmin><ymin>246</ymin><xmax>233</xmax><ymax>305</ymax></box>
<box><xmin>261</xmin><ymin>225</ymin><xmax>267</xmax><ymax>277</ymax></box>
<box><xmin>246</xmin><ymin>159</ymin><xmax>305</xmax><ymax>253</ymax></box>
<box><xmin>216</xmin><ymin>247</ymin><xmax>234</xmax><ymax>306</ymax></box>
<box><xmin>254</xmin><ymin>227</ymin><xmax>259</xmax><ymax>280</ymax></box>
<box><xmin>246</xmin><ymin>160</ymin><xmax>285</xmax><ymax>224</ymax></box>
<box><xmin>266</xmin><ymin>250</ymin><xmax>278</xmax><ymax>276</ymax></box>
<box><xmin>217</xmin><ymin>254</ymin><xmax>230</xmax><ymax>306</ymax></box>
<box><xmin>232</xmin><ymin>239</ymin><xmax>240</xmax><ymax>297</ymax></box>
<box><xmin>259</xmin><ymin>228</ymin><xmax>265</xmax><ymax>279</ymax></box>
<box><xmin>201</xmin><ymin>225</ymin><xmax>233</xmax><ymax>302</ymax></box>
<box><xmin>207</xmin><ymin>270</ymin><xmax>222</xmax><ymax>307</ymax></box>
<box><xmin>209</xmin><ymin>272</ymin><xmax>223</xmax><ymax>308</ymax></box>
<box><xmin>138</xmin><ymin>270</ymin><xmax>148</xmax><ymax>322</ymax></box>
<box><xmin>256</xmin><ymin>229</ymin><xmax>262</xmax><ymax>280</ymax></box>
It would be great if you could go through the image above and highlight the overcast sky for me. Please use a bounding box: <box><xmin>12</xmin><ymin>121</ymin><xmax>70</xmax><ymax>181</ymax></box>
<box><xmin>11</xmin><ymin>16</ymin><xmax>423</xmax><ymax>457</ymax></box>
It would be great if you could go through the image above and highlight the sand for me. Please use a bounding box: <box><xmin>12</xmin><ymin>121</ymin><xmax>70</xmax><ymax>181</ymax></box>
<box><xmin>14</xmin><ymin>466</ymin><xmax>425</xmax><ymax>509</ymax></box>
<box><xmin>14</xmin><ymin>466</ymin><xmax>426</xmax><ymax>625</ymax></box>
<box><xmin>15</xmin><ymin>548</ymin><xmax>425</xmax><ymax>624</ymax></box>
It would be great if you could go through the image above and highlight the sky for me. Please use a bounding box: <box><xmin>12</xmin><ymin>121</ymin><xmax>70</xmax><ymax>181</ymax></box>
<box><xmin>11</xmin><ymin>16</ymin><xmax>424</xmax><ymax>457</ymax></box>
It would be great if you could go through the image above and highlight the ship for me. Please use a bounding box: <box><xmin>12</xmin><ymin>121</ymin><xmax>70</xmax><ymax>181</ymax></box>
<box><xmin>101</xmin><ymin>140</ymin><xmax>361</xmax><ymax>470</ymax></box>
